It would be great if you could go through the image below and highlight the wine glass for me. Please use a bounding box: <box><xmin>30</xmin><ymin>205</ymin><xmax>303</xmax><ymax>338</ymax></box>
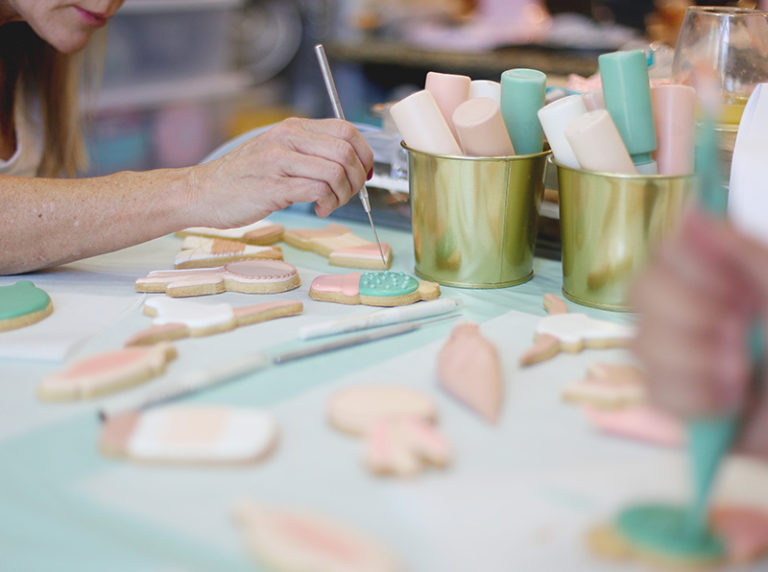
<box><xmin>672</xmin><ymin>6</ymin><xmax>768</xmax><ymax>178</ymax></box>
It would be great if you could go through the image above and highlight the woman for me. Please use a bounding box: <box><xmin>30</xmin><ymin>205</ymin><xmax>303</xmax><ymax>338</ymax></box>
<box><xmin>0</xmin><ymin>1</ymin><xmax>373</xmax><ymax>274</ymax></box>
<box><xmin>632</xmin><ymin>209</ymin><xmax>768</xmax><ymax>461</ymax></box>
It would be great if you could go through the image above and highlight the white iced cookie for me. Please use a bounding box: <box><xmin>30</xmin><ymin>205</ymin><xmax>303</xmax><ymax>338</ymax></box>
<box><xmin>519</xmin><ymin>297</ymin><xmax>635</xmax><ymax>367</ymax></box>
<box><xmin>174</xmin><ymin>235</ymin><xmax>283</xmax><ymax>269</ymax></box>
<box><xmin>232</xmin><ymin>501</ymin><xmax>400</xmax><ymax>572</ymax></box>
<box><xmin>100</xmin><ymin>405</ymin><xmax>278</xmax><ymax>465</ymax></box>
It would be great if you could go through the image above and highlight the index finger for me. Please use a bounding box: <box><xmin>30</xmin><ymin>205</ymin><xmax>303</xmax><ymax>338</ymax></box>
<box><xmin>300</xmin><ymin>119</ymin><xmax>374</xmax><ymax>173</ymax></box>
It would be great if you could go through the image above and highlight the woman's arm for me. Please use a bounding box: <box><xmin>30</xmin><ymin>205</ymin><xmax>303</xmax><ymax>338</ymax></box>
<box><xmin>0</xmin><ymin>117</ymin><xmax>373</xmax><ymax>274</ymax></box>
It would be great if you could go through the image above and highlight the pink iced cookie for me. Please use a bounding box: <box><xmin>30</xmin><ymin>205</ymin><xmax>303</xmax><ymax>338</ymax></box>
<box><xmin>176</xmin><ymin>219</ymin><xmax>284</xmax><ymax>245</ymax></box>
<box><xmin>284</xmin><ymin>223</ymin><xmax>392</xmax><ymax>270</ymax></box>
<box><xmin>711</xmin><ymin>505</ymin><xmax>768</xmax><ymax>563</ymax></box>
<box><xmin>436</xmin><ymin>322</ymin><xmax>503</xmax><ymax>423</ymax></box>
<box><xmin>310</xmin><ymin>271</ymin><xmax>440</xmax><ymax>307</ymax></box>
<box><xmin>38</xmin><ymin>342</ymin><xmax>177</xmax><ymax>401</ymax></box>
<box><xmin>562</xmin><ymin>363</ymin><xmax>647</xmax><ymax>408</ymax></box>
<box><xmin>584</xmin><ymin>405</ymin><xmax>684</xmax><ymax>447</ymax></box>
<box><xmin>135</xmin><ymin>260</ymin><xmax>300</xmax><ymax>297</ymax></box>
<box><xmin>328</xmin><ymin>383</ymin><xmax>451</xmax><ymax>477</ymax></box>
<box><xmin>233</xmin><ymin>501</ymin><xmax>400</xmax><ymax>572</ymax></box>
<box><xmin>174</xmin><ymin>235</ymin><xmax>283</xmax><ymax>269</ymax></box>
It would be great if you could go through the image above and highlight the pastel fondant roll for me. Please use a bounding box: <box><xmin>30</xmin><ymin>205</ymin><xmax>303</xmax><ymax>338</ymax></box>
<box><xmin>652</xmin><ymin>84</ymin><xmax>696</xmax><ymax>176</ymax></box>
<box><xmin>500</xmin><ymin>68</ymin><xmax>546</xmax><ymax>154</ymax></box>
<box><xmin>599</xmin><ymin>49</ymin><xmax>657</xmax><ymax>172</ymax></box>
<box><xmin>564</xmin><ymin>110</ymin><xmax>637</xmax><ymax>175</ymax></box>
<box><xmin>469</xmin><ymin>79</ymin><xmax>501</xmax><ymax>104</ymax></box>
<box><xmin>537</xmin><ymin>94</ymin><xmax>587</xmax><ymax>168</ymax></box>
<box><xmin>452</xmin><ymin>98</ymin><xmax>515</xmax><ymax>157</ymax></box>
<box><xmin>389</xmin><ymin>90</ymin><xmax>463</xmax><ymax>156</ymax></box>
<box><xmin>425</xmin><ymin>71</ymin><xmax>471</xmax><ymax>139</ymax></box>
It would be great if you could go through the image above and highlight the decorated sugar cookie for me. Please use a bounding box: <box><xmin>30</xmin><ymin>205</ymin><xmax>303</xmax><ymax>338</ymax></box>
<box><xmin>284</xmin><ymin>223</ymin><xmax>393</xmax><ymax>270</ymax></box>
<box><xmin>0</xmin><ymin>281</ymin><xmax>53</xmax><ymax>332</ymax></box>
<box><xmin>125</xmin><ymin>299</ymin><xmax>303</xmax><ymax>346</ymax></box>
<box><xmin>584</xmin><ymin>405</ymin><xmax>683</xmax><ymax>447</ymax></box>
<box><xmin>562</xmin><ymin>363</ymin><xmax>646</xmax><ymax>408</ymax></box>
<box><xmin>136</xmin><ymin>260</ymin><xmax>300</xmax><ymax>297</ymax></box>
<box><xmin>176</xmin><ymin>219</ymin><xmax>284</xmax><ymax>245</ymax></box>
<box><xmin>38</xmin><ymin>342</ymin><xmax>177</xmax><ymax>401</ymax></box>
<box><xmin>436</xmin><ymin>322</ymin><xmax>503</xmax><ymax>423</ymax></box>
<box><xmin>233</xmin><ymin>501</ymin><xmax>400</xmax><ymax>572</ymax></box>
<box><xmin>519</xmin><ymin>294</ymin><xmax>634</xmax><ymax>366</ymax></box>
<box><xmin>174</xmin><ymin>235</ymin><xmax>283</xmax><ymax>269</ymax></box>
<box><xmin>310</xmin><ymin>271</ymin><xmax>439</xmax><ymax>307</ymax></box>
<box><xmin>100</xmin><ymin>405</ymin><xmax>278</xmax><ymax>465</ymax></box>
<box><xmin>328</xmin><ymin>384</ymin><xmax>450</xmax><ymax>477</ymax></box>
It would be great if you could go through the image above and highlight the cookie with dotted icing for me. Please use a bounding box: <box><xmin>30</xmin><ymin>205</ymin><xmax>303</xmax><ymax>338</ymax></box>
<box><xmin>233</xmin><ymin>501</ymin><xmax>400</xmax><ymax>572</ymax></box>
<box><xmin>135</xmin><ymin>260</ymin><xmax>300</xmax><ymax>297</ymax></box>
<box><xmin>283</xmin><ymin>223</ymin><xmax>392</xmax><ymax>270</ymax></box>
<box><xmin>174</xmin><ymin>235</ymin><xmax>283</xmax><ymax>269</ymax></box>
<box><xmin>0</xmin><ymin>281</ymin><xmax>53</xmax><ymax>332</ymax></box>
<box><xmin>124</xmin><ymin>298</ymin><xmax>303</xmax><ymax>346</ymax></box>
<box><xmin>176</xmin><ymin>219</ymin><xmax>284</xmax><ymax>245</ymax></box>
<box><xmin>38</xmin><ymin>342</ymin><xmax>177</xmax><ymax>401</ymax></box>
<box><xmin>309</xmin><ymin>271</ymin><xmax>439</xmax><ymax>307</ymax></box>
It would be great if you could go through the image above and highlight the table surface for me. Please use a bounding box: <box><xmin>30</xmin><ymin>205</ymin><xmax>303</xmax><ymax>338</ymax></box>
<box><xmin>0</xmin><ymin>210</ymin><xmax>764</xmax><ymax>572</ymax></box>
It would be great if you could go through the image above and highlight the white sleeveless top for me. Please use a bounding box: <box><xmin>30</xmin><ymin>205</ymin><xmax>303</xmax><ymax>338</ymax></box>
<box><xmin>0</xmin><ymin>96</ymin><xmax>43</xmax><ymax>177</ymax></box>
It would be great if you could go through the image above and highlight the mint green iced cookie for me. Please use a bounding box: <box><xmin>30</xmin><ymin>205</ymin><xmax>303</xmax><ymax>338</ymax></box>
<box><xmin>0</xmin><ymin>281</ymin><xmax>53</xmax><ymax>332</ymax></box>
<box><xmin>359</xmin><ymin>272</ymin><xmax>419</xmax><ymax>297</ymax></box>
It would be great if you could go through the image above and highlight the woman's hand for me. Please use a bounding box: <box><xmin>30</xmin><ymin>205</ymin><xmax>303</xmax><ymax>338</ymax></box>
<box><xmin>631</xmin><ymin>208</ymin><xmax>768</xmax><ymax>461</ymax></box>
<box><xmin>189</xmin><ymin>117</ymin><xmax>374</xmax><ymax>227</ymax></box>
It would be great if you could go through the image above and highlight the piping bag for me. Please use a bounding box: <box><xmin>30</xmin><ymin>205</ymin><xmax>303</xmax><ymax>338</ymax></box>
<box><xmin>684</xmin><ymin>106</ymin><xmax>764</xmax><ymax>540</ymax></box>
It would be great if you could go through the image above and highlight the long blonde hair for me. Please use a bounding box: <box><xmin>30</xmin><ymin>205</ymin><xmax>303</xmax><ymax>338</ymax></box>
<box><xmin>1</xmin><ymin>22</ymin><xmax>88</xmax><ymax>177</ymax></box>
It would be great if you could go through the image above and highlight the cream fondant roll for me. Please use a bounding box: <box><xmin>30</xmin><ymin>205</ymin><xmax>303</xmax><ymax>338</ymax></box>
<box><xmin>582</xmin><ymin>89</ymin><xmax>605</xmax><ymax>111</ymax></box>
<box><xmin>469</xmin><ymin>80</ymin><xmax>501</xmax><ymax>104</ymax></box>
<box><xmin>537</xmin><ymin>94</ymin><xmax>586</xmax><ymax>168</ymax></box>
<box><xmin>564</xmin><ymin>109</ymin><xmax>637</xmax><ymax>174</ymax></box>
<box><xmin>652</xmin><ymin>84</ymin><xmax>696</xmax><ymax>175</ymax></box>
<box><xmin>452</xmin><ymin>98</ymin><xmax>515</xmax><ymax>157</ymax></box>
<box><xmin>389</xmin><ymin>90</ymin><xmax>463</xmax><ymax>156</ymax></box>
<box><xmin>425</xmin><ymin>71</ymin><xmax>471</xmax><ymax>138</ymax></box>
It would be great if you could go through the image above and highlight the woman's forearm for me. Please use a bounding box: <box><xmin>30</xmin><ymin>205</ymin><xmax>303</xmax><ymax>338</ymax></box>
<box><xmin>0</xmin><ymin>168</ymin><xmax>196</xmax><ymax>274</ymax></box>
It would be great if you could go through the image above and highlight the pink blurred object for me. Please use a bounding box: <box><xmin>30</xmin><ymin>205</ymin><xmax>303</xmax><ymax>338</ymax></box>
<box><xmin>404</xmin><ymin>0</ymin><xmax>550</xmax><ymax>52</ymax></box>
<box><xmin>585</xmin><ymin>404</ymin><xmax>684</xmax><ymax>447</ymax></box>
<box><xmin>652</xmin><ymin>84</ymin><xmax>696</xmax><ymax>175</ymax></box>
<box><xmin>154</xmin><ymin>104</ymin><xmax>212</xmax><ymax>168</ymax></box>
<box><xmin>425</xmin><ymin>71</ymin><xmax>470</xmax><ymax>139</ymax></box>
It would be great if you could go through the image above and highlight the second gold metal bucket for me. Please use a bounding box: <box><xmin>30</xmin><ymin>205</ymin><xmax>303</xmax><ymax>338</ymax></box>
<box><xmin>556</xmin><ymin>159</ymin><xmax>695</xmax><ymax>311</ymax></box>
<box><xmin>406</xmin><ymin>144</ymin><xmax>549</xmax><ymax>288</ymax></box>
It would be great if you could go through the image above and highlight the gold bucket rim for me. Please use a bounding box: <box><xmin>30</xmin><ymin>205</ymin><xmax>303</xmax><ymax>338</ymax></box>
<box><xmin>402</xmin><ymin>141</ymin><xmax>551</xmax><ymax>162</ymax></box>
<box><xmin>550</xmin><ymin>155</ymin><xmax>697</xmax><ymax>182</ymax></box>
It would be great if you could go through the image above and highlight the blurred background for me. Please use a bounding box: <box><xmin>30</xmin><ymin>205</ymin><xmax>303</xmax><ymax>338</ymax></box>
<box><xmin>84</xmin><ymin>0</ymin><xmax>763</xmax><ymax>177</ymax></box>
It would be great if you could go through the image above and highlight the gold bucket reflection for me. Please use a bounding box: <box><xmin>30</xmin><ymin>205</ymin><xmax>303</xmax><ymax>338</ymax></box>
<box><xmin>556</xmin><ymin>158</ymin><xmax>694</xmax><ymax>311</ymax></box>
<box><xmin>406</xmin><ymin>144</ymin><xmax>548</xmax><ymax>288</ymax></box>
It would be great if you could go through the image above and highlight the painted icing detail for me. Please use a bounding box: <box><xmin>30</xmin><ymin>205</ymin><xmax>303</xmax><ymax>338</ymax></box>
<box><xmin>536</xmin><ymin>313</ymin><xmax>635</xmax><ymax>344</ymax></box>
<box><xmin>140</xmin><ymin>260</ymin><xmax>297</xmax><ymax>286</ymax></box>
<box><xmin>616</xmin><ymin>504</ymin><xmax>726</xmax><ymax>563</ymax></box>
<box><xmin>310</xmin><ymin>274</ymin><xmax>362</xmax><ymax>298</ymax></box>
<box><xmin>359</xmin><ymin>272</ymin><xmax>418</xmax><ymax>297</ymax></box>
<box><xmin>0</xmin><ymin>281</ymin><xmax>50</xmax><ymax>320</ymax></box>
<box><xmin>145</xmin><ymin>297</ymin><xmax>234</xmax><ymax>329</ymax></box>
<box><xmin>331</xmin><ymin>244</ymin><xmax>392</xmax><ymax>260</ymax></box>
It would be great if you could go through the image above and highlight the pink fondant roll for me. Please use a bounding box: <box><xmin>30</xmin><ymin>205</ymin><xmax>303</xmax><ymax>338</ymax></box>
<box><xmin>389</xmin><ymin>90</ymin><xmax>463</xmax><ymax>156</ymax></box>
<box><xmin>425</xmin><ymin>71</ymin><xmax>471</xmax><ymax>139</ymax></box>
<box><xmin>582</xmin><ymin>89</ymin><xmax>605</xmax><ymax>111</ymax></box>
<box><xmin>564</xmin><ymin>109</ymin><xmax>637</xmax><ymax>174</ymax></box>
<box><xmin>452</xmin><ymin>98</ymin><xmax>515</xmax><ymax>157</ymax></box>
<box><xmin>652</xmin><ymin>84</ymin><xmax>696</xmax><ymax>175</ymax></box>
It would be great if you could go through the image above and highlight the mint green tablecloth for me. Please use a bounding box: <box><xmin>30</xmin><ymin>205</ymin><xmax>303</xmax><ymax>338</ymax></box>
<box><xmin>4</xmin><ymin>211</ymin><xmax>755</xmax><ymax>572</ymax></box>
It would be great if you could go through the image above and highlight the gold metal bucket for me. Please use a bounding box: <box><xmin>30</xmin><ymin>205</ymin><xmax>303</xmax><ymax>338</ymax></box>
<box><xmin>556</xmin><ymin>158</ymin><xmax>695</xmax><ymax>311</ymax></box>
<box><xmin>406</xmin><ymin>144</ymin><xmax>549</xmax><ymax>288</ymax></box>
